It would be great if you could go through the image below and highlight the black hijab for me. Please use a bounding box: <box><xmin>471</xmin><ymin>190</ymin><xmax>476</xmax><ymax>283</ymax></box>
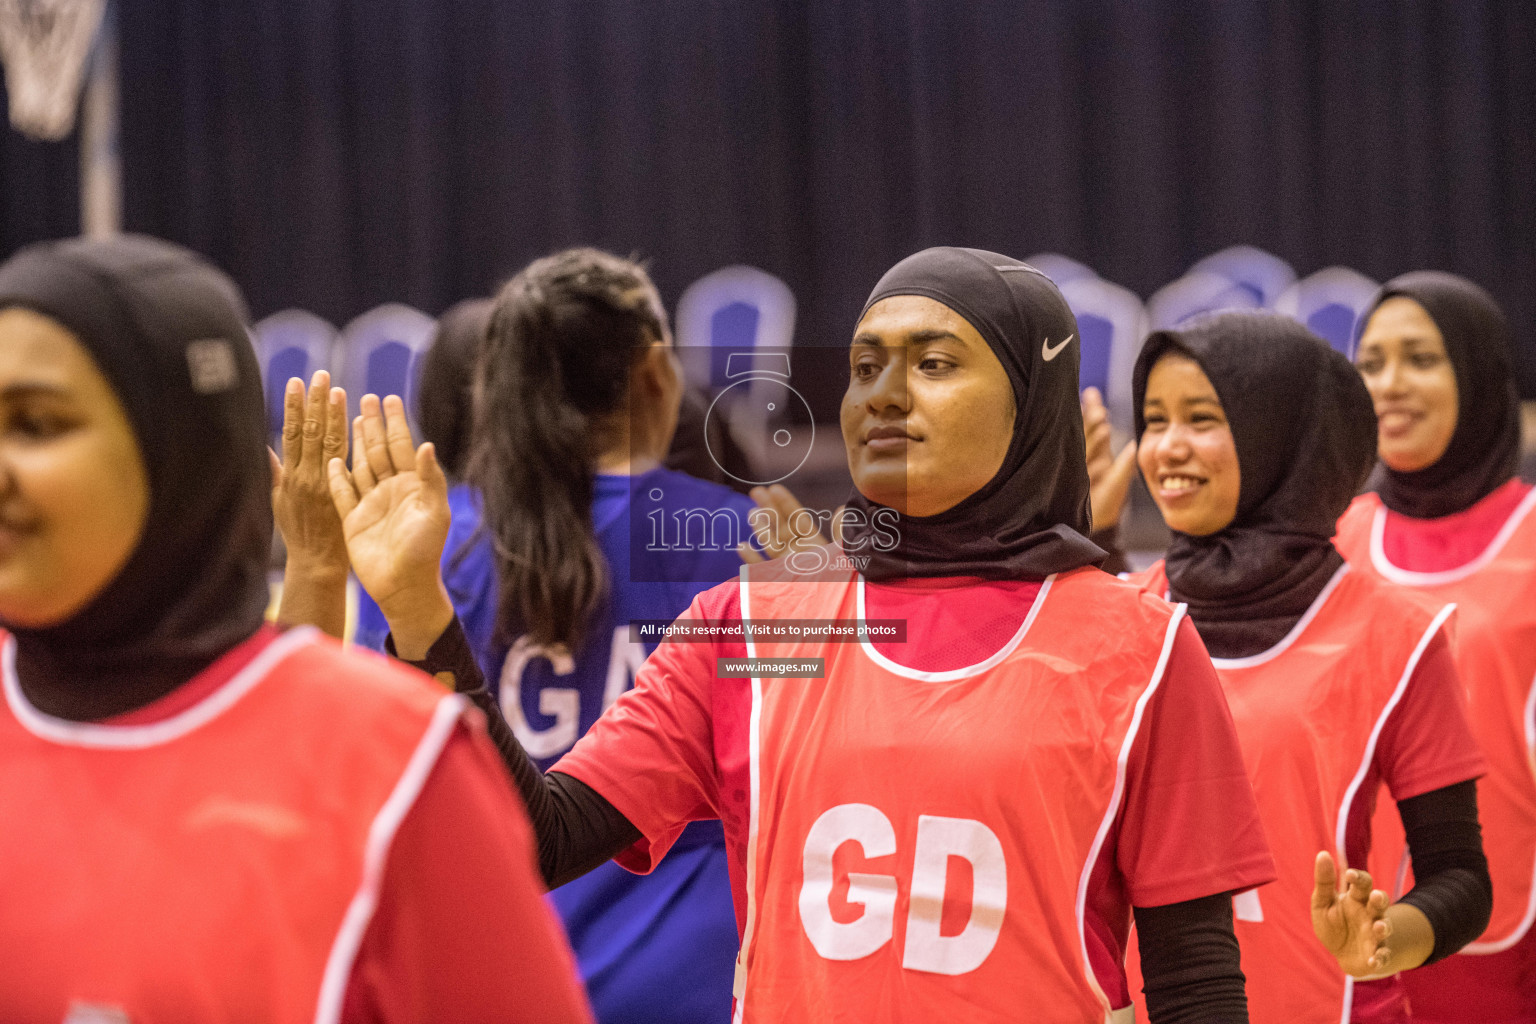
<box><xmin>1358</xmin><ymin>271</ymin><xmax>1521</xmax><ymax>520</ymax></box>
<box><xmin>416</xmin><ymin>297</ymin><xmax>492</xmax><ymax>480</ymax></box>
<box><xmin>841</xmin><ymin>247</ymin><xmax>1104</xmax><ymax>580</ymax></box>
<box><xmin>1134</xmin><ymin>312</ymin><xmax>1378</xmax><ymax>659</ymax></box>
<box><xmin>0</xmin><ymin>234</ymin><xmax>271</xmax><ymax>721</ymax></box>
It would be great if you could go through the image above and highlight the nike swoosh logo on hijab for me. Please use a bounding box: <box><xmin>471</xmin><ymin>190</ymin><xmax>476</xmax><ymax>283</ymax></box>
<box><xmin>1042</xmin><ymin>334</ymin><xmax>1074</xmax><ymax>361</ymax></box>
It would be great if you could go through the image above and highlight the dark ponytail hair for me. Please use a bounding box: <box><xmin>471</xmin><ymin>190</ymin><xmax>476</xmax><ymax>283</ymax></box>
<box><xmin>469</xmin><ymin>248</ymin><xmax>666</xmax><ymax>653</ymax></box>
<box><xmin>416</xmin><ymin>297</ymin><xmax>493</xmax><ymax>481</ymax></box>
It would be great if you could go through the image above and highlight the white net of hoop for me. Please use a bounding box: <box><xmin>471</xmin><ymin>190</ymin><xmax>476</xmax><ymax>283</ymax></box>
<box><xmin>0</xmin><ymin>0</ymin><xmax>104</xmax><ymax>141</ymax></box>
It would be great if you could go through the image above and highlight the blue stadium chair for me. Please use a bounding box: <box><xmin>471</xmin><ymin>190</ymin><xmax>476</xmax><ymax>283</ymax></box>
<box><xmin>335</xmin><ymin>303</ymin><xmax>437</xmax><ymax>438</ymax></box>
<box><xmin>675</xmin><ymin>265</ymin><xmax>796</xmax><ymax>391</ymax></box>
<box><xmin>252</xmin><ymin>309</ymin><xmax>338</xmax><ymax>446</ymax></box>
<box><xmin>1273</xmin><ymin>267</ymin><xmax>1380</xmax><ymax>358</ymax></box>
<box><xmin>674</xmin><ymin>266</ymin><xmax>800</xmax><ymax>481</ymax></box>
<box><xmin>1023</xmin><ymin>252</ymin><xmax>1098</xmax><ymax>288</ymax></box>
<box><xmin>1189</xmin><ymin>245</ymin><xmax>1297</xmax><ymax>308</ymax></box>
<box><xmin>1148</xmin><ymin>271</ymin><xmax>1263</xmax><ymax>331</ymax></box>
<box><xmin>1058</xmin><ymin>276</ymin><xmax>1149</xmax><ymax>435</ymax></box>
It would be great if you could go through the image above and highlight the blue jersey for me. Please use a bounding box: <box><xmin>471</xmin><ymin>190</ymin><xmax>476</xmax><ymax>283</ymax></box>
<box><xmin>357</xmin><ymin>467</ymin><xmax>753</xmax><ymax>1024</ymax></box>
<box><xmin>506</xmin><ymin>469</ymin><xmax>755</xmax><ymax>771</ymax></box>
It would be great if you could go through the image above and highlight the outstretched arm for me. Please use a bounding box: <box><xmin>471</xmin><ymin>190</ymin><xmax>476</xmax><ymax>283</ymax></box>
<box><xmin>1328</xmin><ymin>630</ymin><xmax>1493</xmax><ymax>976</ymax></box>
<box><xmin>1393</xmin><ymin>780</ymin><xmax>1492</xmax><ymax>965</ymax></box>
<box><xmin>332</xmin><ymin>394</ymin><xmax>644</xmax><ymax>888</ymax></box>
<box><xmin>389</xmin><ymin>616</ymin><xmax>642</xmax><ymax>888</ymax></box>
<box><xmin>1368</xmin><ymin>631</ymin><xmax>1493</xmax><ymax>969</ymax></box>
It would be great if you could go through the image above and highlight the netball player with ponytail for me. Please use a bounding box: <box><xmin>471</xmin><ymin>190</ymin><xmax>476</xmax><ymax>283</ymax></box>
<box><xmin>326</xmin><ymin>247</ymin><xmax>1281</xmax><ymax>1023</ymax></box>
<box><xmin>281</xmin><ymin>248</ymin><xmax>753</xmax><ymax>1023</ymax></box>
<box><xmin>1335</xmin><ymin>273</ymin><xmax>1536</xmax><ymax>1024</ymax></box>
<box><xmin>1123</xmin><ymin>311</ymin><xmax>1491</xmax><ymax>1024</ymax></box>
<box><xmin>465</xmin><ymin>248</ymin><xmax>751</xmax><ymax>1023</ymax></box>
<box><xmin>0</xmin><ymin>235</ymin><xmax>590</xmax><ymax>1022</ymax></box>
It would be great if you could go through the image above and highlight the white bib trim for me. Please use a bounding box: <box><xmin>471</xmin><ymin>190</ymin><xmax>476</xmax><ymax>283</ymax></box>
<box><xmin>734</xmin><ymin>564</ymin><xmax>766</xmax><ymax>1020</ymax></box>
<box><xmin>1367</xmin><ymin>486</ymin><xmax>1536</xmax><ymax>587</ymax></box>
<box><xmin>854</xmin><ymin>574</ymin><xmax>1055</xmax><ymax>683</ymax></box>
<box><xmin>1209</xmin><ymin>564</ymin><xmax>1351</xmax><ymax>670</ymax></box>
<box><xmin>1077</xmin><ymin>604</ymin><xmax>1187</xmax><ymax>1015</ymax></box>
<box><xmin>2</xmin><ymin>626</ymin><xmax>317</xmax><ymax>749</ymax></box>
<box><xmin>1463</xmin><ymin>663</ymin><xmax>1536</xmax><ymax>953</ymax></box>
<box><xmin>315</xmin><ymin>692</ymin><xmax>467</xmax><ymax>1023</ymax></box>
<box><xmin>1333</xmin><ymin>603</ymin><xmax>1457</xmax><ymax>864</ymax></box>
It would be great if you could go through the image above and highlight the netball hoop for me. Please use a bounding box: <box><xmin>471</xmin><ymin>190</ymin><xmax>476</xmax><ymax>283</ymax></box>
<box><xmin>0</xmin><ymin>0</ymin><xmax>105</xmax><ymax>141</ymax></box>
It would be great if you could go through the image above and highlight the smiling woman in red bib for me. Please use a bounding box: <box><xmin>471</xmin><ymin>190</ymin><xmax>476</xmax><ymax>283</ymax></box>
<box><xmin>1124</xmin><ymin>311</ymin><xmax>1492</xmax><ymax>1024</ymax></box>
<box><xmin>1336</xmin><ymin>273</ymin><xmax>1536</xmax><ymax>1024</ymax></box>
<box><xmin>333</xmin><ymin>247</ymin><xmax>1280</xmax><ymax>1023</ymax></box>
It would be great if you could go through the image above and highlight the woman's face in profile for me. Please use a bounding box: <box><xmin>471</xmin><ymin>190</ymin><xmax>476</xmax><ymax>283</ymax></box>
<box><xmin>0</xmin><ymin>308</ymin><xmax>148</xmax><ymax>627</ymax></box>
<box><xmin>1355</xmin><ymin>297</ymin><xmax>1459</xmax><ymax>473</ymax></box>
<box><xmin>840</xmin><ymin>295</ymin><xmax>1016</xmax><ymax>517</ymax></box>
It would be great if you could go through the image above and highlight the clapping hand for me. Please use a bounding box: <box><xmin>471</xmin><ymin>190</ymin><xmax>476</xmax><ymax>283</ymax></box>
<box><xmin>271</xmin><ymin>371</ymin><xmax>350</xmax><ymax>637</ymax></box>
<box><xmin>271</xmin><ymin>371</ymin><xmax>349</xmax><ymax>568</ymax></box>
<box><xmin>325</xmin><ymin>393</ymin><xmax>454</xmax><ymax>659</ymax></box>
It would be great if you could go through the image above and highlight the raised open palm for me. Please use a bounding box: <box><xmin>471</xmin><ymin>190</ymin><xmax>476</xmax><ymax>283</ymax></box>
<box><xmin>1082</xmin><ymin>386</ymin><xmax>1137</xmax><ymax>531</ymax></box>
<box><xmin>1312</xmin><ymin>851</ymin><xmax>1393</xmax><ymax>978</ymax></box>
<box><xmin>326</xmin><ymin>394</ymin><xmax>451</xmax><ymax>617</ymax></box>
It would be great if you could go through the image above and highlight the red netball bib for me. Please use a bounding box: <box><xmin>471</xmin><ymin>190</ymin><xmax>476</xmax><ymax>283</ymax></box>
<box><xmin>0</xmin><ymin>629</ymin><xmax>464</xmax><ymax>1024</ymax></box>
<box><xmin>730</xmin><ymin>557</ymin><xmax>1185</xmax><ymax>1024</ymax></box>
<box><xmin>1337</xmin><ymin>490</ymin><xmax>1536</xmax><ymax>952</ymax></box>
<box><xmin>1128</xmin><ymin>562</ymin><xmax>1452</xmax><ymax>1024</ymax></box>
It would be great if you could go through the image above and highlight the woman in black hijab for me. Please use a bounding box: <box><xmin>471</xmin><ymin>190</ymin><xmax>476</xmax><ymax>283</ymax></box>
<box><xmin>319</xmin><ymin>246</ymin><xmax>1282</xmax><ymax>1023</ymax></box>
<box><xmin>1129</xmin><ymin>311</ymin><xmax>1492</xmax><ymax>1024</ymax></box>
<box><xmin>1131</xmin><ymin>312</ymin><xmax>1378</xmax><ymax>659</ymax></box>
<box><xmin>1335</xmin><ymin>274</ymin><xmax>1536</xmax><ymax>1024</ymax></box>
<box><xmin>0</xmin><ymin>235</ymin><xmax>590</xmax><ymax>1022</ymax></box>
<box><xmin>0</xmin><ymin>233</ymin><xmax>272</xmax><ymax>715</ymax></box>
<box><xmin>837</xmin><ymin>246</ymin><xmax>1106</xmax><ymax>579</ymax></box>
<box><xmin>1353</xmin><ymin>273</ymin><xmax>1522</xmax><ymax>520</ymax></box>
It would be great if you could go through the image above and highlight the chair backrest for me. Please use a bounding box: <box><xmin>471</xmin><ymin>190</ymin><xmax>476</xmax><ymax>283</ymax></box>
<box><xmin>675</xmin><ymin>265</ymin><xmax>796</xmax><ymax>392</ymax></box>
<box><xmin>1272</xmin><ymin>266</ymin><xmax>1380</xmax><ymax>358</ymax></box>
<box><xmin>335</xmin><ymin>303</ymin><xmax>437</xmax><ymax>437</ymax></box>
<box><xmin>1148</xmin><ymin>270</ymin><xmax>1263</xmax><ymax>332</ymax></box>
<box><xmin>1058</xmin><ymin>276</ymin><xmax>1149</xmax><ymax>434</ymax></box>
<box><xmin>674</xmin><ymin>266</ymin><xmax>800</xmax><ymax>481</ymax></box>
<box><xmin>1022</xmin><ymin>252</ymin><xmax>1098</xmax><ymax>288</ymax></box>
<box><xmin>1189</xmin><ymin>245</ymin><xmax>1297</xmax><ymax>308</ymax></box>
<box><xmin>252</xmin><ymin>309</ymin><xmax>338</xmax><ymax>445</ymax></box>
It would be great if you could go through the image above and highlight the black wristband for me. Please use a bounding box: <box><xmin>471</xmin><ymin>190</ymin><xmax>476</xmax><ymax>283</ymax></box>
<box><xmin>384</xmin><ymin>614</ymin><xmax>473</xmax><ymax>678</ymax></box>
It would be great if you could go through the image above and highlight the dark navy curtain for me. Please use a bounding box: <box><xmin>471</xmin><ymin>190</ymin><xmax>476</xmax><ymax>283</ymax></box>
<box><xmin>4</xmin><ymin>0</ymin><xmax>1533</xmax><ymax>405</ymax></box>
<box><xmin>0</xmin><ymin>107</ymin><xmax>78</xmax><ymax>251</ymax></box>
